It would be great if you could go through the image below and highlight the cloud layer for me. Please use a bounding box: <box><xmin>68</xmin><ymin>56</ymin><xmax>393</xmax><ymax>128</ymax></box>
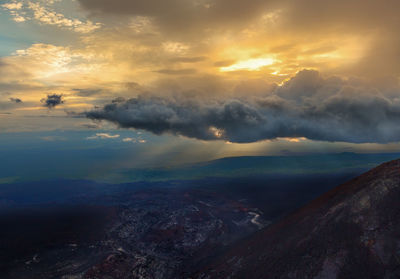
<box><xmin>41</xmin><ymin>94</ymin><xmax>64</xmax><ymax>109</ymax></box>
<box><xmin>2</xmin><ymin>0</ymin><xmax>400</xmax><ymax>139</ymax></box>
<box><xmin>2</xmin><ymin>1</ymin><xmax>101</xmax><ymax>32</ymax></box>
<box><xmin>86</xmin><ymin>70</ymin><xmax>400</xmax><ymax>144</ymax></box>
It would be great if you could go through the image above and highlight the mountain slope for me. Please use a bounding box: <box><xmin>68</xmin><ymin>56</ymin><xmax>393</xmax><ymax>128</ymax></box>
<box><xmin>193</xmin><ymin>159</ymin><xmax>400</xmax><ymax>278</ymax></box>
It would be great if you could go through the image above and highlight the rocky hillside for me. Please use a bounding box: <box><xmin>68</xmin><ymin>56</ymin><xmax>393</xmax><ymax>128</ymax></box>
<box><xmin>193</xmin><ymin>159</ymin><xmax>400</xmax><ymax>278</ymax></box>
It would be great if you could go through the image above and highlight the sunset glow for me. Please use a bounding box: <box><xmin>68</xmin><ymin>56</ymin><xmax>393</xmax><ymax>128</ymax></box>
<box><xmin>219</xmin><ymin>58</ymin><xmax>276</xmax><ymax>72</ymax></box>
<box><xmin>1</xmin><ymin>0</ymin><xmax>399</xmax><ymax>150</ymax></box>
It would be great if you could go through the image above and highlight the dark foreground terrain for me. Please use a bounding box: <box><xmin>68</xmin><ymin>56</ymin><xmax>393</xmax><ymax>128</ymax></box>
<box><xmin>194</xmin><ymin>160</ymin><xmax>400</xmax><ymax>278</ymax></box>
<box><xmin>0</xmin><ymin>173</ymin><xmax>356</xmax><ymax>278</ymax></box>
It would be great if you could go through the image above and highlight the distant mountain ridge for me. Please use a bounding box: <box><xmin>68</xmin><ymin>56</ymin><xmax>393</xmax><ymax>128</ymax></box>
<box><xmin>114</xmin><ymin>152</ymin><xmax>400</xmax><ymax>182</ymax></box>
<box><xmin>193</xmin><ymin>159</ymin><xmax>400</xmax><ymax>278</ymax></box>
<box><xmin>2</xmin><ymin>152</ymin><xmax>400</xmax><ymax>183</ymax></box>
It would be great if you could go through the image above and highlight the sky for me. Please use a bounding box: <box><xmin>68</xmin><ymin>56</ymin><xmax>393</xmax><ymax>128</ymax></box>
<box><xmin>1</xmin><ymin>0</ymin><xmax>400</xmax><ymax>176</ymax></box>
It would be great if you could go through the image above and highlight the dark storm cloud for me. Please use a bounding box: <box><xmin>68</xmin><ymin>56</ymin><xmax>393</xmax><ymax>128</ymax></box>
<box><xmin>87</xmin><ymin>97</ymin><xmax>265</xmax><ymax>142</ymax></box>
<box><xmin>41</xmin><ymin>94</ymin><xmax>64</xmax><ymax>109</ymax></box>
<box><xmin>86</xmin><ymin>70</ymin><xmax>400</xmax><ymax>144</ymax></box>
<box><xmin>9</xmin><ymin>97</ymin><xmax>22</xmax><ymax>103</ymax></box>
<box><xmin>112</xmin><ymin>97</ymin><xmax>126</xmax><ymax>103</ymax></box>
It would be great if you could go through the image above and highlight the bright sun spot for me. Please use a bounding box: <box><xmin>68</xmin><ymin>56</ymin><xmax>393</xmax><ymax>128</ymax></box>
<box><xmin>220</xmin><ymin>57</ymin><xmax>275</xmax><ymax>72</ymax></box>
<box><xmin>209</xmin><ymin>126</ymin><xmax>224</xmax><ymax>138</ymax></box>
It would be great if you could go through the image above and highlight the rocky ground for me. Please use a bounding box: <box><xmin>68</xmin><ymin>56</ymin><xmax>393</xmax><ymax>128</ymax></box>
<box><xmin>83</xmin><ymin>188</ymin><xmax>268</xmax><ymax>279</ymax></box>
<box><xmin>194</xmin><ymin>160</ymin><xmax>400</xmax><ymax>278</ymax></box>
<box><xmin>0</xmin><ymin>172</ymin><xmax>361</xmax><ymax>278</ymax></box>
<box><xmin>1</xmin><ymin>186</ymin><xmax>268</xmax><ymax>279</ymax></box>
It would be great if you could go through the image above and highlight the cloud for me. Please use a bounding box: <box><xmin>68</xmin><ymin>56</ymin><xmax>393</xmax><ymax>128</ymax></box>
<box><xmin>78</xmin><ymin>0</ymin><xmax>273</xmax><ymax>34</ymax></box>
<box><xmin>3</xmin><ymin>0</ymin><xmax>400</xmax><ymax>135</ymax></box>
<box><xmin>73</xmin><ymin>88</ymin><xmax>102</xmax><ymax>97</ymax></box>
<box><xmin>1</xmin><ymin>1</ymin><xmax>26</xmax><ymax>22</ymax></box>
<box><xmin>27</xmin><ymin>2</ymin><xmax>101</xmax><ymax>33</ymax></box>
<box><xmin>1</xmin><ymin>1</ymin><xmax>101</xmax><ymax>33</ymax></box>
<box><xmin>9</xmin><ymin>97</ymin><xmax>22</xmax><ymax>103</ymax></box>
<box><xmin>156</xmin><ymin>68</ymin><xmax>197</xmax><ymax>75</ymax></box>
<box><xmin>122</xmin><ymin>137</ymin><xmax>136</xmax><ymax>142</ymax></box>
<box><xmin>168</xmin><ymin>56</ymin><xmax>207</xmax><ymax>63</ymax></box>
<box><xmin>76</xmin><ymin>0</ymin><xmax>400</xmax><ymax>79</ymax></box>
<box><xmin>86</xmin><ymin>70</ymin><xmax>400</xmax><ymax>144</ymax></box>
<box><xmin>77</xmin><ymin>0</ymin><xmax>400</xmax><ymax>37</ymax></box>
<box><xmin>81</xmin><ymin>122</ymin><xmax>101</xmax><ymax>129</ymax></box>
<box><xmin>0</xmin><ymin>97</ymin><xmax>24</xmax><ymax>110</ymax></box>
<box><xmin>122</xmin><ymin>137</ymin><xmax>146</xmax><ymax>143</ymax></box>
<box><xmin>214</xmin><ymin>60</ymin><xmax>236</xmax><ymax>67</ymax></box>
<box><xmin>1</xmin><ymin>2</ymin><xmax>23</xmax><ymax>10</ymax></box>
<box><xmin>41</xmin><ymin>94</ymin><xmax>64</xmax><ymax>109</ymax></box>
<box><xmin>86</xmin><ymin>133</ymin><xmax>120</xmax><ymax>139</ymax></box>
<box><xmin>87</xmin><ymin>96</ymin><xmax>265</xmax><ymax>142</ymax></box>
